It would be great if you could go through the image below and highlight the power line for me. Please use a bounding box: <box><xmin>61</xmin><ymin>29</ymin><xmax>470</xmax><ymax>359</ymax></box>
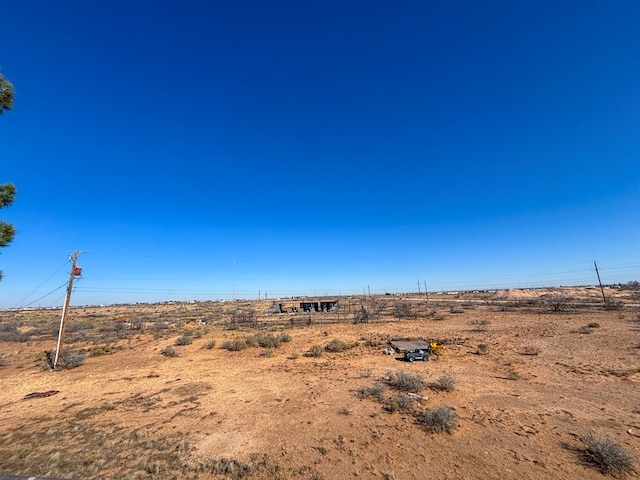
<box><xmin>14</xmin><ymin>261</ymin><xmax>70</xmax><ymax>308</ymax></box>
<box><xmin>20</xmin><ymin>282</ymin><xmax>69</xmax><ymax>308</ymax></box>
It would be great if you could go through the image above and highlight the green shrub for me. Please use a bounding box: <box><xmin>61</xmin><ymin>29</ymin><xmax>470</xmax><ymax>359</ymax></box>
<box><xmin>580</xmin><ymin>433</ymin><xmax>634</xmax><ymax>476</ymax></box>
<box><xmin>477</xmin><ymin>344</ymin><xmax>489</xmax><ymax>355</ymax></box>
<box><xmin>202</xmin><ymin>340</ymin><xmax>216</xmax><ymax>349</ymax></box>
<box><xmin>417</xmin><ymin>405</ymin><xmax>458</xmax><ymax>433</ymax></box>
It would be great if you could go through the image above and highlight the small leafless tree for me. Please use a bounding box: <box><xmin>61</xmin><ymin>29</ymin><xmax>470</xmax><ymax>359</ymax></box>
<box><xmin>393</xmin><ymin>301</ymin><xmax>413</xmax><ymax>319</ymax></box>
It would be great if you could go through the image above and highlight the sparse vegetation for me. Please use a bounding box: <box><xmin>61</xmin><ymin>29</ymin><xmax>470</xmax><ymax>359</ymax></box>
<box><xmin>174</xmin><ymin>335</ymin><xmax>193</xmax><ymax>346</ymax></box>
<box><xmin>477</xmin><ymin>344</ymin><xmax>489</xmax><ymax>355</ymax></box>
<box><xmin>221</xmin><ymin>339</ymin><xmax>248</xmax><ymax>351</ymax></box>
<box><xmin>386</xmin><ymin>370</ymin><xmax>426</xmax><ymax>393</ymax></box>
<box><xmin>306</xmin><ymin>344</ymin><xmax>323</xmax><ymax>357</ymax></box>
<box><xmin>279</xmin><ymin>332</ymin><xmax>292</xmax><ymax>342</ymax></box>
<box><xmin>435</xmin><ymin>373</ymin><xmax>457</xmax><ymax>391</ymax></box>
<box><xmin>579</xmin><ymin>433</ymin><xmax>635</xmax><ymax>477</ymax></box>
<box><xmin>393</xmin><ymin>301</ymin><xmax>413</xmax><ymax>319</ymax></box>
<box><xmin>358</xmin><ymin>381</ymin><xmax>388</xmax><ymax>401</ymax></box>
<box><xmin>417</xmin><ymin>405</ymin><xmax>458</xmax><ymax>433</ymax></box>
<box><xmin>470</xmin><ymin>319</ymin><xmax>491</xmax><ymax>331</ymax></box>
<box><xmin>56</xmin><ymin>349</ymin><xmax>87</xmax><ymax>369</ymax></box>
<box><xmin>386</xmin><ymin>393</ymin><xmax>416</xmax><ymax>412</ymax></box>
<box><xmin>522</xmin><ymin>345</ymin><xmax>540</xmax><ymax>355</ymax></box>
<box><xmin>326</xmin><ymin>338</ymin><xmax>355</xmax><ymax>353</ymax></box>
<box><xmin>160</xmin><ymin>346</ymin><xmax>179</xmax><ymax>357</ymax></box>
<box><xmin>202</xmin><ymin>339</ymin><xmax>216</xmax><ymax>349</ymax></box>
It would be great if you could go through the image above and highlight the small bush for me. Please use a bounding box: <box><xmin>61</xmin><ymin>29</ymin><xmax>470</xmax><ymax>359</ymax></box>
<box><xmin>287</xmin><ymin>353</ymin><xmax>299</xmax><ymax>360</ymax></box>
<box><xmin>580</xmin><ymin>433</ymin><xmax>635</xmax><ymax>476</ymax></box>
<box><xmin>477</xmin><ymin>344</ymin><xmax>489</xmax><ymax>355</ymax></box>
<box><xmin>387</xmin><ymin>393</ymin><xmax>415</xmax><ymax>412</ymax></box>
<box><xmin>160</xmin><ymin>346</ymin><xmax>179</xmax><ymax>357</ymax></box>
<box><xmin>417</xmin><ymin>405</ymin><xmax>458</xmax><ymax>433</ymax></box>
<box><xmin>358</xmin><ymin>382</ymin><xmax>388</xmax><ymax>400</ymax></box>
<box><xmin>470</xmin><ymin>319</ymin><xmax>491</xmax><ymax>331</ymax></box>
<box><xmin>260</xmin><ymin>349</ymin><xmax>274</xmax><ymax>358</ymax></box>
<box><xmin>279</xmin><ymin>332</ymin><xmax>292</xmax><ymax>342</ymax></box>
<box><xmin>221</xmin><ymin>339</ymin><xmax>247</xmax><ymax>351</ymax></box>
<box><xmin>0</xmin><ymin>356</ymin><xmax>8</xmax><ymax>368</ymax></box>
<box><xmin>435</xmin><ymin>373</ymin><xmax>457</xmax><ymax>391</ymax></box>
<box><xmin>202</xmin><ymin>340</ymin><xmax>216</xmax><ymax>349</ymax></box>
<box><xmin>522</xmin><ymin>345</ymin><xmax>540</xmax><ymax>355</ymax></box>
<box><xmin>306</xmin><ymin>345</ymin><xmax>323</xmax><ymax>357</ymax></box>
<box><xmin>326</xmin><ymin>338</ymin><xmax>353</xmax><ymax>353</ymax></box>
<box><xmin>244</xmin><ymin>333</ymin><xmax>281</xmax><ymax>349</ymax></box>
<box><xmin>57</xmin><ymin>349</ymin><xmax>87</xmax><ymax>369</ymax></box>
<box><xmin>387</xmin><ymin>370</ymin><xmax>426</xmax><ymax>393</ymax></box>
<box><xmin>175</xmin><ymin>335</ymin><xmax>193</xmax><ymax>346</ymax></box>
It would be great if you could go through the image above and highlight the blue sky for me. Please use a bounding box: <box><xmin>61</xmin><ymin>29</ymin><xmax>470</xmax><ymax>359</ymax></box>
<box><xmin>1</xmin><ymin>1</ymin><xmax>639</xmax><ymax>308</ymax></box>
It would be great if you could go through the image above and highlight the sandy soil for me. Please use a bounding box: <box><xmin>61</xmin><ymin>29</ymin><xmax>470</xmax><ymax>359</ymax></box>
<box><xmin>0</xmin><ymin>288</ymin><xmax>639</xmax><ymax>479</ymax></box>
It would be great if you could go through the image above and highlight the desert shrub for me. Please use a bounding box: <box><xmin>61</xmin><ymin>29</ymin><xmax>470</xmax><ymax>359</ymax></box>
<box><xmin>579</xmin><ymin>433</ymin><xmax>635</xmax><ymax>476</ymax></box>
<box><xmin>387</xmin><ymin>370</ymin><xmax>426</xmax><ymax>393</ymax></box>
<box><xmin>435</xmin><ymin>373</ymin><xmax>457</xmax><ymax>391</ymax></box>
<box><xmin>175</xmin><ymin>335</ymin><xmax>193</xmax><ymax>346</ymax></box>
<box><xmin>287</xmin><ymin>353</ymin><xmax>299</xmax><ymax>360</ymax></box>
<box><xmin>393</xmin><ymin>301</ymin><xmax>413</xmax><ymax>319</ymax></box>
<box><xmin>160</xmin><ymin>346</ymin><xmax>179</xmax><ymax>357</ymax></box>
<box><xmin>338</xmin><ymin>407</ymin><xmax>352</xmax><ymax>415</ymax></box>
<box><xmin>279</xmin><ymin>332</ymin><xmax>292</xmax><ymax>342</ymax></box>
<box><xmin>477</xmin><ymin>344</ymin><xmax>489</xmax><ymax>355</ymax></box>
<box><xmin>544</xmin><ymin>293</ymin><xmax>573</xmax><ymax>312</ymax></box>
<box><xmin>0</xmin><ymin>356</ymin><xmax>7</xmax><ymax>368</ymax></box>
<box><xmin>358</xmin><ymin>382</ymin><xmax>388</xmax><ymax>400</ymax></box>
<box><xmin>522</xmin><ymin>345</ymin><xmax>540</xmax><ymax>355</ymax></box>
<box><xmin>57</xmin><ymin>349</ymin><xmax>87</xmax><ymax>369</ymax></box>
<box><xmin>417</xmin><ymin>405</ymin><xmax>458</xmax><ymax>433</ymax></box>
<box><xmin>260</xmin><ymin>349</ymin><xmax>274</xmax><ymax>358</ymax></box>
<box><xmin>305</xmin><ymin>345</ymin><xmax>323</xmax><ymax>357</ymax></box>
<box><xmin>470</xmin><ymin>319</ymin><xmax>491</xmax><ymax>331</ymax></box>
<box><xmin>387</xmin><ymin>393</ymin><xmax>415</xmax><ymax>412</ymax></box>
<box><xmin>575</xmin><ymin>325</ymin><xmax>594</xmax><ymax>334</ymax></box>
<box><xmin>221</xmin><ymin>339</ymin><xmax>247</xmax><ymax>351</ymax></box>
<box><xmin>432</xmin><ymin>313</ymin><xmax>446</xmax><ymax>321</ymax></box>
<box><xmin>254</xmin><ymin>333</ymin><xmax>281</xmax><ymax>349</ymax></box>
<box><xmin>326</xmin><ymin>338</ymin><xmax>353</xmax><ymax>353</ymax></box>
<box><xmin>202</xmin><ymin>340</ymin><xmax>216</xmax><ymax>349</ymax></box>
<box><xmin>603</xmin><ymin>301</ymin><xmax>624</xmax><ymax>311</ymax></box>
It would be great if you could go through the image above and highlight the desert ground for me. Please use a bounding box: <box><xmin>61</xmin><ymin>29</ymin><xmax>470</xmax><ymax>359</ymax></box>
<box><xmin>0</xmin><ymin>287</ymin><xmax>639</xmax><ymax>479</ymax></box>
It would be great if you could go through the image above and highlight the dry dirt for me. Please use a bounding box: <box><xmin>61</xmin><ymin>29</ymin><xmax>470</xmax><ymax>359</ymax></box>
<box><xmin>0</xmin><ymin>288</ymin><xmax>639</xmax><ymax>479</ymax></box>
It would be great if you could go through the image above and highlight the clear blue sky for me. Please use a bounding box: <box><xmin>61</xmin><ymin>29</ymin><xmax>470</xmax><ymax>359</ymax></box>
<box><xmin>1</xmin><ymin>1</ymin><xmax>639</xmax><ymax>308</ymax></box>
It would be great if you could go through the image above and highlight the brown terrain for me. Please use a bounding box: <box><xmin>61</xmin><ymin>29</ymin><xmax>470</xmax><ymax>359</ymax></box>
<box><xmin>0</xmin><ymin>287</ymin><xmax>639</xmax><ymax>479</ymax></box>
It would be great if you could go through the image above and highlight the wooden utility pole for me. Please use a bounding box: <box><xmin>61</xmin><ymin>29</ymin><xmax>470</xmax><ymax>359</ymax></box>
<box><xmin>53</xmin><ymin>250</ymin><xmax>81</xmax><ymax>369</ymax></box>
<box><xmin>417</xmin><ymin>280</ymin><xmax>421</xmax><ymax>295</ymax></box>
<box><xmin>594</xmin><ymin>260</ymin><xmax>606</xmax><ymax>303</ymax></box>
<box><xmin>424</xmin><ymin>281</ymin><xmax>428</xmax><ymax>301</ymax></box>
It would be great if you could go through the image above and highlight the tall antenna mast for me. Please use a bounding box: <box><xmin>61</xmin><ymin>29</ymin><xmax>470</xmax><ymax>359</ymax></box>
<box><xmin>53</xmin><ymin>250</ymin><xmax>82</xmax><ymax>369</ymax></box>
